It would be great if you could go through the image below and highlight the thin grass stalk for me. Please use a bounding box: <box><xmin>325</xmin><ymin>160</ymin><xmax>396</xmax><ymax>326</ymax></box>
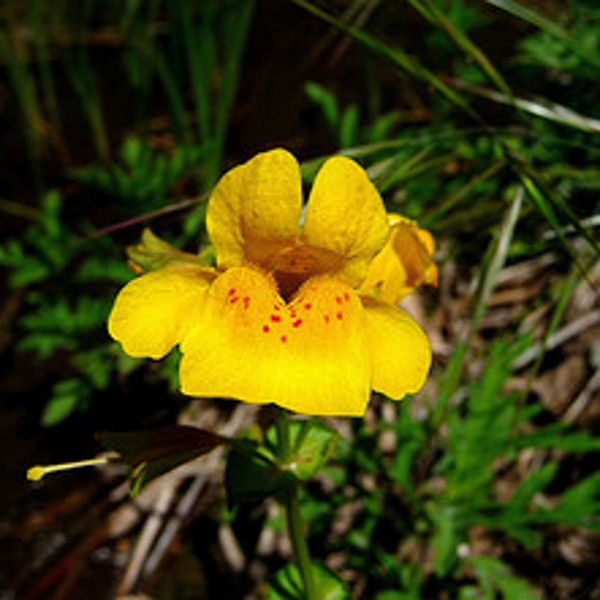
<box><xmin>423</xmin><ymin>160</ymin><xmax>507</xmax><ymax>226</ymax></box>
<box><xmin>485</xmin><ymin>0</ymin><xmax>600</xmax><ymax>69</ymax></box>
<box><xmin>512</xmin><ymin>271</ymin><xmax>579</xmax><ymax>426</ymax></box>
<box><xmin>0</xmin><ymin>22</ymin><xmax>44</xmax><ymax>191</ymax></box>
<box><xmin>209</xmin><ymin>0</ymin><xmax>255</xmax><ymax>186</ymax></box>
<box><xmin>408</xmin><ymin>0</ymin><xmax>513</xmax><ymax>99</ymax></box>
<box><xmin>61</xmin><ymin>0</ymin><xmax>110</xmax><ymax>161</ymax></box>
<box><xmin>434</xmin><ymin>186</ymin><xmax>523</xmax><ymax>426</ymax></box>
<box><xmin>451</xmin><ymin>78</ymin><xmax>600</xmax><ymax>135</ymax></box>
<box><xmin>179</xmin><ymin>0</ymin><xmax>214</xmax><ymax>150</ymax></box>
<box><xmin>154</xmin><ymin>9</ymin><xmax>192</xmax><ymax>144</ymax></box>
<box><xmin>379</xmin><ymin>153</ymin><xmax>454</xmax><ymax>192</ymax></box>
<box><xmin>28</xmin><ymin>0</ymin><xmax>62</xmax><ymax>135</ymax></box>
<box><xmin>292</xmin><ymin>0</ymin><xmax>483</xmax><ymax>124</ymax></box>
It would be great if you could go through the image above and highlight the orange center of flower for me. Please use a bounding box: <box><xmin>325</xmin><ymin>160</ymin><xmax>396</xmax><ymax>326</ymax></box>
<box><xmin>262</xmin><ymin>243</ymin><xmax>345</xmax><ymax>301</ymax></box>
<box><xmin>207</xmin><ymin>266</ymin><xmax>358</xmax><ymax>349</ymax></box>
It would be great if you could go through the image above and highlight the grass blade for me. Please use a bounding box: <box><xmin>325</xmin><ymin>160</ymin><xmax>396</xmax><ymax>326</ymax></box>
<box><xmin>485</xmin><ymin>0</ymin><xmax>600</xmax><ymax>69</ymax></box>
<box><xmin>293</xmin><ymin>0</ymin><xmax>483</xmax><ymax>123</ymax></box>
<box><xmin>408</xmin><ymin>0</ymin><xmax>513</xmax><ymax>99</ymax></box>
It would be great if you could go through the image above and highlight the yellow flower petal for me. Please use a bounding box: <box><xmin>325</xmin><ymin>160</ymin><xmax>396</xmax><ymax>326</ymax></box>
<box><xmin>302</xmin><ymin>156</ymin><xmax>389</xmax><ymax>287</ymax></box>
<box><xmin>361</xmin><ymin>295</ymin><xmax>431</xmax><ymax>399</ymax></box>
<box><xmin>180</xmin><ymin>266</ymin><xmax>371</xmax><ymax>416</ymax></box>
<box><xmin>207</xmin><ymin>148</ymin><xmax>303</xmax><ymax>270</ymax></box>
<box><xmin>362</xmin><ymin>218</ymin><xmax>438</xmax><ymax>304</ymax></box>
<box><xmin>108</xmin><ymin>267</ymin><xmax>215</xmax><ymax>359</ymax></box>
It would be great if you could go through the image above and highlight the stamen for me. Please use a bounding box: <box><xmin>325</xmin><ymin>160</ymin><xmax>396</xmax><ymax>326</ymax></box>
<box><xmin>27</xmin><ymin>457</ymin><xmax>110</xmax><ymax>482</ymax></box>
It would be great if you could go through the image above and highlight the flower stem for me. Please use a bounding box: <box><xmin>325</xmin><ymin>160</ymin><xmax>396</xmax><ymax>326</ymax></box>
<box><xmin>275</xmin><ymin>409</ymin><xmax>317</xmax><ymax>599</ymax></box>
<box><xmin>283</xmin><ymin>477</ymin><xmax>317</xmax><ymax>599</ymax></box>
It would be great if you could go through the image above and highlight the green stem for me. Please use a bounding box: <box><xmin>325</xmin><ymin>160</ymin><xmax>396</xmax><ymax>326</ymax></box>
<box><xmin>275</xmin><ymin>409</ymin><xmax>317</xmax><ymax>599</ymax></box>
<box><xmin>283</xmin><ymin>481</ymin><xmax>317</xmax><ymax>600</ymax></box>
<box><xmin>275</xmin><ymin>408</ymin><xmax>291</xmax><ymax>461</ymax></box>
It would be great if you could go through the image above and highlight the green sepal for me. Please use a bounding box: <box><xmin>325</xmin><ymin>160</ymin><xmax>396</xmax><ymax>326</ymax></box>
<box><xmin>225</xmin><ymin>440</ymin><xmax>293</xmax><ymax>506</ymax></box>
<box><xmin>267</xmin><ymin>419</ymin><xmax>339</xmax><ymax>481</ymax></box>
<box><xmin>267</xmin><ymin>561</ymin><xmax>352</xmax><ymax>600</ymax></box>
<box><xmin>127</xmin><ymin>228</ymin><xmax>206</xmax><ymax>273</ymax></box>
<box><xmin>97</xmin><ymin>425</ymin><xmax>225</xmax><ymax>496</ymax></box>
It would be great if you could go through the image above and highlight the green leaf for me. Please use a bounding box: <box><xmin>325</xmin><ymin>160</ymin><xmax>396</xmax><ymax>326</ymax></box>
<box><xmin>507</xmin><ymin>462</ymin><xmax>558</xmax><ymax>512</ymax></box>
<box><xmin>98</xmin><ymin>425</ymin><xmax>225</xmax><ymax>496</ymax></box>
<box><xmin>293</xmin><ymin>0</ymin><xmax>481</xmax><ymax>122</ymax></box>
<box><xmin>408</xmin><ymin>0</ymin><xmax>512</xmax><ymax>98</ymax></box>
<box><xmin>266</xmin><ymin>419</ymin><xmax>339</xmax><ymax>481</ymax></box>
<box><xmin>225</xmin><ymin>441</ymin><xmax>291</xmax><ymax>506</ymax></box>
<box><xmin>339</xmin><ymin>105</ymin><xmax>359</xmax><ymax>148</ymax></box>
<box><xmin>41</xmin><ymin>380</ymin><xmax>85</xmax><ymax>426</ymax></box>
<box><xmin>305</xmin><ymin>81</ymin><xmax>339</xmax><ymax>128</ymax></box>
<box><xmin>267</xmin><ymin>561</ymin><xmax>351</xmax><ymax>600</ymax></box>
<box><xmin>470</xmin><ymin>555</ymin><xmax>539</xmax><ymax>600</ymax></box>
<box><xmin>428</xmin><ymin>501</ymin><xmax>465</xmax><ymax>577</ymax></box>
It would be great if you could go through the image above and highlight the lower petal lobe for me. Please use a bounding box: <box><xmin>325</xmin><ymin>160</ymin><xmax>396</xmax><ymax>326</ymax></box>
<box><xmin>180</xmin><ymin>266</ymin><xmax>371</xmax><ymax>416</ymax></box>
<box><xmin>360</xmin><ymin>295</ymin><xmax>431</xmax><ymax>400</ymax></box>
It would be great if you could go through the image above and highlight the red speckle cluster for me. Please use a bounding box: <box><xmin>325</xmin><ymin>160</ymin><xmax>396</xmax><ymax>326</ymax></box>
<box><xmin>258</xmin><ymin>291</ymin><xmax>351</xmax><ymax>343</ymax></box>
<box><xmin>227</xmin><ymin>288</ymin><xmax>251</xmax><ymax>310</ymax></box>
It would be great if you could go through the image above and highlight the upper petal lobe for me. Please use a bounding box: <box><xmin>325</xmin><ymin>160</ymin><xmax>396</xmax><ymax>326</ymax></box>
<box><xmin>207</xmin><ymin>149</ymin><xmax>303</xmax><ymax>270</ymax></box>
<box><xmin>302</xmin><ymin>156</ymin><xmax>389</xmax><ymax>287</ymax></box>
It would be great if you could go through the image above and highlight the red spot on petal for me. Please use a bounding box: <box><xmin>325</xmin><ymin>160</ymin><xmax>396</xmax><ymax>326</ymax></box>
<box><xmin>230</xmin><ymin>297</ymin><xmax>239</xmax><ymax>304</ymax></box>
<box><xmin>290</xmin><ymin>312</ymin><xmax>297</xmax><ymax>320</ymax></box>
<box><xmin>324</xmin><ymin>315</ymin><xmax>330</xmax><ymax>323</ymax></box>
<box><xmin>228</xmin><ymin>288</ymin><xmax>236</xmax><ymax>296</ymax></box>
<box><xmin>271</xmin><ymin>314</ymin><xmax>281</xmax><ymax>323</ymax></box>
<box><xmin>263</xmin><ymin>325</ymin><xmax>270</xmax><ymax>333</ymax></box>
<box><xmin>273</xmin><ymin>304</ymin><xmax>281</xmax><ymax>311</ymax></box>
<box><xmin>292</xmin><ymin>319</ymin><xmax>302</xmax><ymax>328</ymax></box>
<box><xmin>336</xmin><ymin>312</ymin><xmax>343</xmax><ymax>320</ymax></box>
<box><xmin>243</xmin><ymin>297</ymin><xmax>250</xmax><ymax>309</ymax></box>
<box><xmin>281</xmin><ymin>335</ymin><xmax>287</xmax><ymax>343</ymax></box>
<box><xmin>336</xmin><ymin>296</ymin><xmax>342</xmax><ymax>305</ymax></box>
<box><xmin>304</xmin><ymin>303</ymin><xmax>312</xmax><ymax>310</ymax></box>
<box><xmin>343</xmin><ymin>292</ymin><xmax>350</xmax><ymax>301</ymax></box>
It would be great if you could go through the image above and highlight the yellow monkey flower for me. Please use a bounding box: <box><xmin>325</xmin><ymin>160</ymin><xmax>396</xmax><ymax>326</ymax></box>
<box><xmin>108</xmin><ymin>149</ymin><xmax>431</xmax><ymax>416</ymax></box>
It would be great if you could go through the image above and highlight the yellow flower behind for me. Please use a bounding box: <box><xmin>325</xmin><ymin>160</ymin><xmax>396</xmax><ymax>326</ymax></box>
<box><xmin>108</xmin><ymin>149</ymin><xmax>432</xmax><ymax>416</ymax></box>
<box><xmin>362</xmin><ymin>215</ymin><xmax>438</xmax><ymax>304</ymax></box>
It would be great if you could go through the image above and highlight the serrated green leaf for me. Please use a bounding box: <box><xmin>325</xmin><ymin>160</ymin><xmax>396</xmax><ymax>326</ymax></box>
<box><xmin>268</xmin><ymin>561</ymin><xmax>351</xmax><ymax>600</ymax></box>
